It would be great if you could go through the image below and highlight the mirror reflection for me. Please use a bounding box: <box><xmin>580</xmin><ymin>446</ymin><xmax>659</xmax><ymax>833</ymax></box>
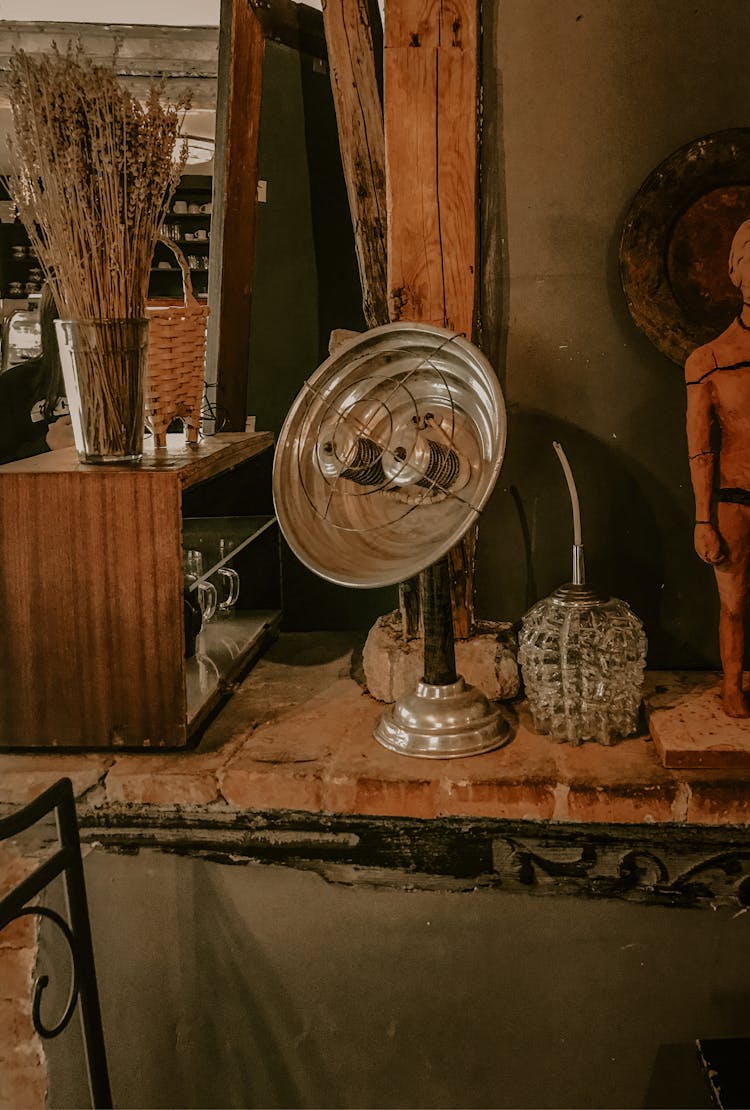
<box><xmin>0</xmin><ymin>8</ymin><xmax>220</xmax><ymax>458</ymax></box>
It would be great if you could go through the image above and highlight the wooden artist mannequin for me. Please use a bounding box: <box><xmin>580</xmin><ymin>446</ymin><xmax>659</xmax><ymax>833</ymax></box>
<box><xmin>686</xmin><ymin>218</ymin><xmax>750</xmax><ymax>717</ymax></box>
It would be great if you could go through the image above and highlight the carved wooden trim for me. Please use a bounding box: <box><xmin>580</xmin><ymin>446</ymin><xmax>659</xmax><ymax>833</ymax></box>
<box><xmin>75</xmin><ymin>808</ymin><xmax>750</xmax><ymax>910</ymax></box>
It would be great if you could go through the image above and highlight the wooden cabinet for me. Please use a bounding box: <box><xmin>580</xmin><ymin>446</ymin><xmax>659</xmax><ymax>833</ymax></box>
<box><xmin>0</xmin><ymin>432</ymin><xmax>281</xmax><ymax>749</ymax></box>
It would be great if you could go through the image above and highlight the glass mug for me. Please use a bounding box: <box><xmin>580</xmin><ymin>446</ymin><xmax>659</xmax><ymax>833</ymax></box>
<box><xmin>216</xmin><ymin>567</ymin><xmax>240</xmax><ymax>615</ymax></box>
<box><xmin>183</xmin><ymin>549</ymin><xmax>216</xmax><ymax>624</ymax></box>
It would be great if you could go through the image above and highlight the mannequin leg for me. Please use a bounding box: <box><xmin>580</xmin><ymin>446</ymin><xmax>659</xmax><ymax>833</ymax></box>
<box><xmin>715</xmin><ymin>503</ymin><xmax>750</xmax><ymax>717</ymax></box>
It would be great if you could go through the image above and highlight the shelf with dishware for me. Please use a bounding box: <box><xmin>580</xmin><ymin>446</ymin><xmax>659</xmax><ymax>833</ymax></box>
<box><xmin>0</xmin><ymin>432</ymin><xmax>281</xmax><ymax>750</ymax></box>
<box><xmin>181</xmin><ymin>514</ymin><xmax>281</xmax><ymax>727</ymax></box>
<box><xmin>148</xmin><ymin>172</ymin><xmax>212</xmax><ymax>302</ymax></box>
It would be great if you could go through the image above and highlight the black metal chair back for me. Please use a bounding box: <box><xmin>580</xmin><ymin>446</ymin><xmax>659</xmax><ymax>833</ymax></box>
<box><xmin>0</xmin><ymin>776</ymin><xmax>112</xmax><ymax>1109</ymax></box>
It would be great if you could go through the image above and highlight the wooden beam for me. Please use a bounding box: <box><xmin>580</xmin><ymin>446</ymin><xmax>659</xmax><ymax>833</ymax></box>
<box><xmin>207</xmin><ymin>0</ymin><xmax>265</xmax><ymax>432</ymax></box>
<box><xmin>0</xmin><ymin>21</ymin><xmax>219</xmax><ymax>106</ymax></box>
<box><xmin>384</xmin><ymin>0</ymin><xmax>480</xmax><ymax>639</ymax></box>
<box><xmin>322</xmin><ymin>0</ymin><xmax>388</xmax><ymax>327</ymax></box>
<box><xmin>384</xmin><ymin>0</ymin><xmax>477</xmax><ymax>335</ymax></box>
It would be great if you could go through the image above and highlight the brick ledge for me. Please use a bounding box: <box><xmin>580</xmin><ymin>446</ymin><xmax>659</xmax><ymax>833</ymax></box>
<box><xmin>0</xmin><ymin>634</ymin><xmax>748</xmax><ymax>830</ymax></box>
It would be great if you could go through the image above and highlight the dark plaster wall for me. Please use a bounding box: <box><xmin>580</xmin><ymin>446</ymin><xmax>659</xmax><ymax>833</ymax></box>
<box><xmin>475</xmin><ymin>0</ymin><xmax>750</xmax><ymax>668</ymax></box>
<box><xmin>248</xmin><ymin>2</ymin><xmax>750</xmax><ymax>663</ymax></box>
<box><xmin>46</xmin><ymin>850</ymin><xmax>749</xmax><ymax>1109</ymax></box>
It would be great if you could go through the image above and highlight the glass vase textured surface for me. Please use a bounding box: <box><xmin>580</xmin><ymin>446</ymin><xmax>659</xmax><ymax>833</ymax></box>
<box><xmin>55</xmin><ymin>318</ymin><xmax>149</xmax><ymax>464</ymax></box>
<box><xmin>518</xmin><ymin>583</ymin><xmax>647</xmax><ymax>745</ymax></box>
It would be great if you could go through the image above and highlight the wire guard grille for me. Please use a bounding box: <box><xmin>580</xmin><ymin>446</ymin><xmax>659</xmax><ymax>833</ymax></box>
<box><xmin>273</xmin><ymin>323</ymin><xmax>507</xmax><ymax>588</ymax></box>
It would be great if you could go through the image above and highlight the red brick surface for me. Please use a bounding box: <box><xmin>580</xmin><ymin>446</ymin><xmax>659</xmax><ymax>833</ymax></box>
<box><xmin>2</xmin><ymin>640</ymin><xmax>750</xmax><ymax>828</ymax></box>
<box><xmin>0</xmin><ymin>847</ymin><xmax>47</xmax><ymax>1110</ymax></box>
<box><xmin>0</xmin><ymin>755</ymin><xmax>112</xmax><ymax>806</ymax></box>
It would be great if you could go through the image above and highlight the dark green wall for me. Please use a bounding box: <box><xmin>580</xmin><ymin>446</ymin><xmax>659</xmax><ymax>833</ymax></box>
<box><xmin>248</xmin><ymin>42</ymin><xmax>397</xmax><ymax>631</ymax></box>
<box><xmin>249</xmin><ymin>2</ymin><xmax>750</xmax><ymax>663</ymax></box>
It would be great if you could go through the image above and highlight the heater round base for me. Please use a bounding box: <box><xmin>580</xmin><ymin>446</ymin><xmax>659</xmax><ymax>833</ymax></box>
<box><xmin>374</xmin><ymin>676</ymin><xmax>509</xmax><ymax>758</ymax></box>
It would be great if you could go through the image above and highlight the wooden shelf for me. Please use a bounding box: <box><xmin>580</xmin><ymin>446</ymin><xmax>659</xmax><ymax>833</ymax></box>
<box><xmin>186</xmin><ymin>609</ymin><xmax>281</xmax><ymax>728</ymax></box>
<box><xmin>183</xmin><ymin>515</ymin><xmax>276</xmax><ymax>584</ymax></box>
<box><xmin>0</xmin><ymin>432</ymin><xmax>280</xmax><ymax>749</ymax></box>
<box><xmin>0</xmin><ymin>431</ymin><xmax>273</xmax><ymax>486</ymax></box>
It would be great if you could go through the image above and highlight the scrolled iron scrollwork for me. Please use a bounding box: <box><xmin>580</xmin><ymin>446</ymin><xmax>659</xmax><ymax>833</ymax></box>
<box><xmin>8</xmin><ymin>905</ymin><xmax>80</xmax><ymax>1039</ymax></box>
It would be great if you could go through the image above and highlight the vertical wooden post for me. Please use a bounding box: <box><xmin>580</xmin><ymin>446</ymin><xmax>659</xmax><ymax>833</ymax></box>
<box><xmin>384</xmin><ymin>0</ymin><xmax>480</xmax><ymax>639</ymax></box>
<box><xmin>206</xmin><ymin>0</ymin><xmax>265</xmax><ymax>431</ymax></box>
<box><xmin>321</xmin><ymin>0</ymin><xmax>389</xmax><ymax>328</ymax></box>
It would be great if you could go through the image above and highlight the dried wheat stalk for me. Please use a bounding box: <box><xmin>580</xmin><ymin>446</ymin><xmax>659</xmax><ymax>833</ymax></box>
<box><xmin>5</xmin><ymin>45</ymin><xmax>189</xmax><ymax>456</ymax></box>
<box><xmin>7</xmin><ymin>45</ymin><xmax>188</xmax><ymax>318</ymax></box>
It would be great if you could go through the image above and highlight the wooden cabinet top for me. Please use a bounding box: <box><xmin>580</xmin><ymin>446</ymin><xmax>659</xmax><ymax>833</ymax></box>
<box><xmin>0</xmin><ymin>431</ymin><xmax>274</xmax><ymax>489</ymax></box>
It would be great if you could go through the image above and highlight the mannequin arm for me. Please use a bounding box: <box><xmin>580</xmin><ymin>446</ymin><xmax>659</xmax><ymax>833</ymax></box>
<box><xmin>686</xmin><ymin>377</ymin><xmax>723</xmax><ymax>564</ymax></box>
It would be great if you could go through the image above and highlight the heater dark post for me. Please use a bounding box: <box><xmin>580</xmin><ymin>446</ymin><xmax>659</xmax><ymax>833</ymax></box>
<box><xmin>421</xmin><ymin>557</ymin><xmax>458</xmax><ymax>686</ymax></box>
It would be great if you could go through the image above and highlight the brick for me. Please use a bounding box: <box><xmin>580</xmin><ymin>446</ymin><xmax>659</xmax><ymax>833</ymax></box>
<box><xmin>0</xmin><ymin>916</ymin><xmax>35</xmax><ymax>951</ymax></box>
<box><xmin>0</xmin><ymin>999</ymin><xmax>42</xmax><ymax>1064</ymax></box>
<box><xmin>0</xmin><ymin>755</ymin><xmax>112</xmax><ymax>805</ymax></box>
<box><xmin>566</xmin><ymin>783</ymin><xmax>678</xmax><ymax>824</ymax></box>
<box><xmin>686</xmin><ymin>780</ymin><xmax>750</xmax><ymax>826</ymax></box>
<box><xmin>322</xmin><ymin>692</ymin><xmax>443</xmax><ymax>818</ymax></box>
<box><xmin>555</xmin><ymin>734</ymin><xmax>677</xmax><ymax>788</ymax></box>
<box><xmin>0</xmin><ymin>946</ymin><xmax>35</xmax><ymax>1001</ymax></box>
<box><xmin>0</xmin><ymin>1064</ymin><xmax>47</xmax><ymax>1110</ymax></box>
<box><xmin>325</xmin><ymin>772</ymin><xmax>440</xmax><ymax>819</ymax></box>
<box><xmin>105</xmin><ymin>765</ymin><xmax>220</xmax><ymax>806</ymax></box>
<box><xmin>220</xmin><ymin>763</ymin><xmax>325</xmax><ymax>811</ymax></box>
<box><xmin>0</xmin><ymin>850</ymin><xmax>40</xmax><ymax>950</ymax></box>
<box><xmin>552</xmin><ymin>733</ymin><xmax>681</xmax><ymax>824</ymax></box>
<box><xmin>437</xmin><ymin>779</ymin><xmax>556</xmax><ymax>820</ymax></box>
<box><xmin>104</xmin><ymin>734</ymin><xmax>252</xmax><ymax>806</ymax></box>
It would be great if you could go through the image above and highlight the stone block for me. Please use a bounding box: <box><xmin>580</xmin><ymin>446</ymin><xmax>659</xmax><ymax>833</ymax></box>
<box><xmin>646</xmin><ymin>672</ymin><xmax>750</xmax><ymax>769</ymax></box>
<box><xmin>363</xmin><ymin>612</ymin><xmax>519</xmax><ymax>703</ymax></box>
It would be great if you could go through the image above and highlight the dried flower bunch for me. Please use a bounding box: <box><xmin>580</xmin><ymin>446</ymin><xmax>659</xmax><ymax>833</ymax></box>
<box><xmin>6</xmin><ymin>45</ymin><xmax>188</xmax><ymax>320</ymax></box>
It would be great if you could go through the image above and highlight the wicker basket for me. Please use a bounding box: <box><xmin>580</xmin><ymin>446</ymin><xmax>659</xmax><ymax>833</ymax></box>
<box><xmin>145</xmin><ymin>238</ymin><xmax>210</xmax><ymax>448</ymax></box>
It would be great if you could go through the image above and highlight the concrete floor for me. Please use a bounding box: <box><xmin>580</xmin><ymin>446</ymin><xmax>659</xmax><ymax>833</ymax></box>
<box><xmin>41</xmin><ymin>848</ymin><xmax>750</xmax><ymax>1109</ymax></box>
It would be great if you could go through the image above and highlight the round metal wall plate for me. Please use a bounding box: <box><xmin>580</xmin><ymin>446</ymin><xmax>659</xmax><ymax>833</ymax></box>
<box><xmin>273</xmin><ymin>323</ymin><xmax>507</xmax><ymax>589</ymax></box>
<box><xmin>620</xmin><ymin>128</ymin><xmax>750</xmax><ymax>366</ymax></box>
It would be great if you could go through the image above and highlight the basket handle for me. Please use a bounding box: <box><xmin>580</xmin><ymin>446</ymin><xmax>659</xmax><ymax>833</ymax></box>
<box><xmin>156</xmin><ymin>236</ymin><xmax>200</xmax><ymax>308</ymax></box>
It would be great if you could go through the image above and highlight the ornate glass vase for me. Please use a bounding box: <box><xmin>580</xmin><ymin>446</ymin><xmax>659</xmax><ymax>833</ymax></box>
<box><xmin>518</xmin><ymin>443</ymin><xmax>647</xmax><ymax>744</ymax></box>
<box><xmin>55</xmin><ymin>318</ymin><xmax>149</xmax><ymax>464</ymax></box>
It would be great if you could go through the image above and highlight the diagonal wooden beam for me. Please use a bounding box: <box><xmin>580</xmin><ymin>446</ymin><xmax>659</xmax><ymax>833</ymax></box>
<box><xmin>321</xmin><ymin>0</ymin><xmax>389</xmax><ymax>328</ymax></box>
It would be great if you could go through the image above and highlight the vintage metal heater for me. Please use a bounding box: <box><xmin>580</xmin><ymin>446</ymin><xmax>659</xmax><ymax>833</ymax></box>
<box><xmin>272</xmin><ymin>322</ymin><xmax>508</xmax><ymax>757</ymax></box>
